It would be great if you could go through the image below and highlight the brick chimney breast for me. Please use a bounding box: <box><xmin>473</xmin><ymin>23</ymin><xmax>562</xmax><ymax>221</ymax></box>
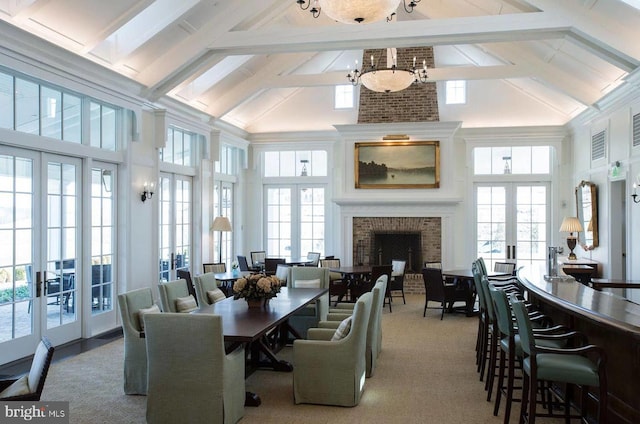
<box><xmin>357</xmin><ymin>46</ymin><xmax>439</xmax><ymax>124</ymax></box>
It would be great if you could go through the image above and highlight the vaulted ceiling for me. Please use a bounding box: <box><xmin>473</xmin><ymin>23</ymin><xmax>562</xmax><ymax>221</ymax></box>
<box><xmin>1</xmin><ymin>0</ymin><xmax>638</xmax><ymax>134</ymax></box>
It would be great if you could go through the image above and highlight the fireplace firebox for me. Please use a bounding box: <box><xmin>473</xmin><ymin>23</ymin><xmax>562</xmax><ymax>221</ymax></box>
<box><xmin>373</xmin><ymin>232</ymin><xmax>422</xmax><ymax>272</ymax></box>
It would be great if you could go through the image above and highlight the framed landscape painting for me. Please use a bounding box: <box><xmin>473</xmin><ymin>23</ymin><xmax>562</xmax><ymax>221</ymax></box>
<box><xmin>355</xmin><ymin>140</ymin><xmax>440</xmax><ymax>189</ymax></box>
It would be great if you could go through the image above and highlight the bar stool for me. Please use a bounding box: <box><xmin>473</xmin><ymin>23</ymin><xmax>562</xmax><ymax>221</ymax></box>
<box><xmin>489</xmin><ymin>285</ymin><xmax>570</xmax><ymax>424</ymax></box>
<box><xmin>511</xmin><ymin>297</ymin><xmax>607</xmax><ymax>424</ymax></box>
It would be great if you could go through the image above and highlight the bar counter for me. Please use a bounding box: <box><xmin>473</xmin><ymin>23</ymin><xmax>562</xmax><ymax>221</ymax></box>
<box><xmin>518</xmin><ymin>266</ymin><xmax>640</xmax><ymax>424</ymax></box>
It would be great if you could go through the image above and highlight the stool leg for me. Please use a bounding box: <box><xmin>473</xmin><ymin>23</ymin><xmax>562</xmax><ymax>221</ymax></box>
<box><xmin>520</xmin><ymin>372</ymin><xmax>529</xmax><ymax>424</ymax></box>
<box><xmin>494</xmin><ymin>347</ymin><xmax>506</xmax><ymax>416</ymax></box>
<box><xmin>528</xmin><ymin>372</ymin><xmax>538</xmax><ymax>424</ymax></box>
<box><xmin>486</xmin><ymin>331</ymin><xmax>498</xmax><ymax>399</ymax></box>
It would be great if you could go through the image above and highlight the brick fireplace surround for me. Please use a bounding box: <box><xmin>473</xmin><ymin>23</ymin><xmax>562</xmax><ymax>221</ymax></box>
<box><xmin>352</xmin><ymin>217</ymin><xmax>441</xmax><ymax>294</ymax></box>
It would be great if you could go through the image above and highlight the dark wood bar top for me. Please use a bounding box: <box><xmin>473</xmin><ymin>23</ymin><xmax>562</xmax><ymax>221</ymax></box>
<box><xmin>518</xmin><ymin>266</ymin><xmax>640</xmax><ymax>336</ymax></box>
<box><xmin>518</xmin><ymin>265</ymin><xmax>640</xmax><ymax>423</ymax></box>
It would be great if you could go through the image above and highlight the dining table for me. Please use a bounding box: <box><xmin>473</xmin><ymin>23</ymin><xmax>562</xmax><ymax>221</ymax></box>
<box><xmin>213</xmin><ymin>270</ymin><xmax>251</xmax><ymax>295</ymax></box>
<box><xmin>192</xmin><ymin>286</ymin><xmax>328</xmax><ymax>406</ymax></box>
<box><xmin>441</xmin><ymin>268</ymin><xmax>511</xmax><ymax>316</ymax></box>
<box><xmin>328</xmin><ymin>265</ymin><xmax>373</xmax><ymax>303</ymax></box>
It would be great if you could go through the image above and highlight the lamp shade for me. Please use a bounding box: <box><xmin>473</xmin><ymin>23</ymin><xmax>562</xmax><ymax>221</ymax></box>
<box><xmin>211</xmin><ymin>216</ymin><xmax>232</xmax><ymax>232</ymax></box>
<box><xmin>559</xmin><ymin>217</ymin><xmax>583</xmax><ymax>234</ymax></box>
<box><xmin>319</xmin><ymin>0</ymin><xmax>401</xmax><ymax>24</ymax></box>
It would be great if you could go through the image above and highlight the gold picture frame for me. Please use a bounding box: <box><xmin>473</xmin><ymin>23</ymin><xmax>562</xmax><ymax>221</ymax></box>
<box><xmin>355</xmin><ymin>141</ymin><xmax>440</xmax><ymax>189</ymax></box>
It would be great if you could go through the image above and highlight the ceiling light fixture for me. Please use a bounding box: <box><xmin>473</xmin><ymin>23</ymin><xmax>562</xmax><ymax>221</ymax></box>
<box><xmin>347</xmin><ymin>48</ymin><xmax>428</xmax><ymax>93</ymax></box>
<box><xmin>296</xmin><ymin>0</ymin><xmax>420</xmax><ymax>24</ymax></box>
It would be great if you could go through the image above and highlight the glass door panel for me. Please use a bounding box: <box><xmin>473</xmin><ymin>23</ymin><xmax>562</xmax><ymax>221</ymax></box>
<box><xmin>476</xmin><ymin>183</ymin><xmax>549</xmax><ymax>271</ymax></box>
<box><xmin>0</xmin><ymin>148</ymin><xmax>81</xmax><ymax>364</ymax></box>
<box><xmin>0</xmin><ymin>152</ymin><xmax>36</xmax><ymax>356</ymax></box>
<box><xmin>266</xmin><ymin>188</ymin><xmax>292</xmax><ymax>261</ymax></box>
<box><xmin>158</xmin><ymin>173</ymin><xmax>192</xmax><ymax>282</ymax></box>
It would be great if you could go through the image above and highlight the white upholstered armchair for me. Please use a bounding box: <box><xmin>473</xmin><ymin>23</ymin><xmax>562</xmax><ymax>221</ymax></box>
<box><xmin>321</xmin><ymin>275</ymin><xmax>387</xmax><ymax>377</ymax></box>
<box><xmin>117</xmin><ymin>287</ymin><xmax>156</xmax><ymax>395</ymax></box>
<box><xmin>144</xmin><ymin>313</ymin><xmax>245</xmax><ymax>424</ymax></box>
<box><xmin>288</xmin><ymin>267</ymin><xmax>329</xmax><ymax>338</ymax></box>
<box><xmin>293</xmin><ymin>292</ymin><xmax>372</xmax><ymax>406</ymax></box>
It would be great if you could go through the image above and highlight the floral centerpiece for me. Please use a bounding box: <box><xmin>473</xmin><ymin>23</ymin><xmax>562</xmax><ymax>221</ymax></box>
<box><xmin>233</xmin><ymin>273</ymin><xmax>281</xmax><ymax>306</ymax></box>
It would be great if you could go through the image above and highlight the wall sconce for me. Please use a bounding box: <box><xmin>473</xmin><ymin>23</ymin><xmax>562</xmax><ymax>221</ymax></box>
<box><xmin>633</xmin><ymin>174</ymin><xmax>640</xmax><ymax>203</ymax></box>
<box><xmin>141</xmin><ymin>182</ymin><xmax>155</xmax><ymax>202</ymax></box>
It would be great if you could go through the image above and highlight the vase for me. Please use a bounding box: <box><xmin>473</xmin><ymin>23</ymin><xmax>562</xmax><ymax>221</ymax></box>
<box><xmin>232</xmin><ymin>268</ymin><xmax>239</xmax><ymax>277</ymax></box>
<box><xmin>246</xmin><ymin>298</ymin><xmax>263</xmax><ymax>308</ymax></box>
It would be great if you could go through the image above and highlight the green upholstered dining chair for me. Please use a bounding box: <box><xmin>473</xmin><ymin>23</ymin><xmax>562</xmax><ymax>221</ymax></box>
<box><xmin>0</xmin><ymin>337</ymin><xmax>54</xmax><ymax>401</ymax></box>
<box><xmin>117</xmin><ymin>287</ymin><xmax>156</xmax><ymax>395</ymax></box>
<box><xmin>320</xmin><ymin>275</ymin><xmax>388</xmax><ymax>377</ymax></box>
<box><xmin>158</xmin><ymin>279</ymin><xmax>194</xmax><ymax>313</ymax></box>
<box><xmin>288</xmin><ymin>267</ymin><xmax>330</xmax><ymax>338</ymax></box>
<box><xmin>144</xmin><ymin>313</ymin><xmax>245</xmax><ymax>424</ymax></box>
<box><xmin>193</xmin><ymin>272</ymin><xmax>226</xmax><ymax>306</ymax></box>
<box><xmin>511</xmin><ymin>297</ymin><xmax>608</xmax><ymax>424</ymax></box>
<box><xmin>293</xmin><ymin>291</ymin><xmax>373</xmax><ymax>407</ymax></box>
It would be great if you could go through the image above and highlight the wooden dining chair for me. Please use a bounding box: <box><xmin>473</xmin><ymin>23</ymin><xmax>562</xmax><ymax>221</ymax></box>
<box><xmin>203</xmin><ymin>262</ymin><xmax>226</xmax><ymax>274</ymax></box>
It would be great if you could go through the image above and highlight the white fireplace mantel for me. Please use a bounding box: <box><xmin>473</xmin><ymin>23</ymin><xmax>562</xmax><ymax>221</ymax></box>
<box><xmin>333</xmin><ymin>122</ymin><xmax>462</xmax><ymax>140</ymax></box>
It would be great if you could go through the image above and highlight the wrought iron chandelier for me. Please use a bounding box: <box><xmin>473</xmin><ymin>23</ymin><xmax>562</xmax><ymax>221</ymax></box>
<box><xmin>296</xmin><ymin>0</ymin><xmax>421</xmax><ymax>24</ymax></box>
<box><xmin>347</xmin><ymin>48</ymin><xmax>428</xmax><ymax>93</ymax></box>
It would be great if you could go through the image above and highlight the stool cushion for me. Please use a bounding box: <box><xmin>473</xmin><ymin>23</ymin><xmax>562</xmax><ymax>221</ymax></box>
<box><xmin>524</xmin><ymin>354</ymin><xmax>600</xmax><ymax>387</ymax></box>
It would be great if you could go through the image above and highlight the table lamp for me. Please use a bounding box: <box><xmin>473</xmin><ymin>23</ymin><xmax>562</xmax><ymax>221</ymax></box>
<box><xmin>559</xmin><ymin>217</ymin><xmax>583</xmax><ymax>260</ymax></box>
<box><xmin>211</xmin><ymin>216</ymin><xmax>232</xmax><ymax>263</ymax></box>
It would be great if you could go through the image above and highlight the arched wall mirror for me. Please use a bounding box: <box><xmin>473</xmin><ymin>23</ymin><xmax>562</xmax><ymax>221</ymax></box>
<box><xmin>575</xmin><ymin>180</ymin><xmax>598</xmax><ymax>249</ymax></box>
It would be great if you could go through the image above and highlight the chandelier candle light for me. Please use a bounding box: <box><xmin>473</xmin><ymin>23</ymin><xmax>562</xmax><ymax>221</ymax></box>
<box><xmin>348</xmin><ymin>48</ymin><xmax>428</xmax><ymax>93</ymax></box>
<box><xmin>296</xmin><ymin>0</ymin><xmax>421</xmax><ymax>24</ymax></box>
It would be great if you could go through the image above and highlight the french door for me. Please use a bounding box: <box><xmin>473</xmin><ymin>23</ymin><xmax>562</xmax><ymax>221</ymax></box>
<box><xmin>158</xmin><ymin>173</ymin><xmax>192</xmax><ymax>282</ymax></box>
<box><xmin>265</xmin><ymin>185</ymin><xmax>325</xmax><ymax>261</ymax></box>
<box><xmin>475</xmin><ymin>183</ymin><xmax>549</xmax><ymax>272</ymax></box>
<box><xmin>0</xmin><ymin>147</ymin><xmax>81</xmax><ymax>363</ymax></box>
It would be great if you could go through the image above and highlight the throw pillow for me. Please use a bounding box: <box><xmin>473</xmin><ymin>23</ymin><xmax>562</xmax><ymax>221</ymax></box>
<box><xmin>294</xmin><ymin>278</ymin><xmax>321</xmax><ymax>288</ymax></box>
<box><xmin>331</xmin><ymin>316</ymin><xmax>352</xmax><ymax>341</ymax></box>
<box><xmin>175</xmin><ymin>295</ymin><xmax>198</xmax><ymax>313</ymax></box>
<box><xmin>137</xmin><ymin>304</ymin><xmax>160</xmax><ymax>331</ymax></box>
<box><xmin>207</xmin><ymin>289</ymin><xmax>226</xmax><ymax>303</ymax></box>
<box><xmin>0</xmin><ymin>375</ymin><xmax>30</xmax><ymax>398</ymax></box>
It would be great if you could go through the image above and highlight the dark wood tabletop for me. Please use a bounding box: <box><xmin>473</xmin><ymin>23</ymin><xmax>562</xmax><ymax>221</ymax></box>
<box><xmin>213</xmin><ymin>271</ymin><xmax>251</xmax><ymax>282</ymax></box>
<box><xmin>442</xmin><ymin>268</ymin><xmax>509</xmax><ymax>279</ymax></box>
<box><xmin>192</xmin><ymin>286</ymin><xmax>327</xmax><ymax>342</ymax></box>
<box><xmin>589</xmin><ymin>278</ymin><xmax>640</xmax><ymax>290</ymax></box>
<box><xmin>329</xmin><ymin>265</ymin><xmax>373</xmax><ymax>275</ymax></box>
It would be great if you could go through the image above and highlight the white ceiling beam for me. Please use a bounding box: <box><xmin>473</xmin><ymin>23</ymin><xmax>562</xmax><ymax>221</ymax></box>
<box><xmin>10</xmin><ymin>0</ymin><xmax>52</xmax><ymax>22</ymax></box>
<box><xmin>266</xmin><ymin>65</ymin><xmax>533</xmax><ymax>88</ymax></box>
<box><xmin>139</xmin><ymin>0</ymin><xmax>287</xmax><ymax>92</ymax></box>
<box><xmin>204</xmin><ymin>52</ymin><xmax>316</xmax><ymax>117</ymax></box>
<box><xmin>488</xmin><ymin>43</ymin><xmax>602</xmax><ymax>106</ymax></box>
<box><xmin>208</xmin><ymin>12</ymin><xmax>571</xmax><ymax>54</ymax></box>
<box><xmin>79</xmin><ymin>0</ymin><xmax>155</xmax><ymax>54</ymax></box>
<box><xmin>520</xmin><ymin>0</ymin><xmax>640</xmax><ymax>70</ymax></box>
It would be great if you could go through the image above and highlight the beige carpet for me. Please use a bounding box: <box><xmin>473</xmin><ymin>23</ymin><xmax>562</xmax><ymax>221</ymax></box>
<box><xmin>41</xmin><ymin>294</ymin><xmax>558</xmax><ymax>424</ymax></box>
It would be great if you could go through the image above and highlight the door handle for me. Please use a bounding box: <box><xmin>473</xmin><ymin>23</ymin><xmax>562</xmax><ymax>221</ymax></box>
<box><xmin>512</xmin><ymin>245</ymin><xmax>516</xmax><ymax>260</ymax></box>
<box><xmin>36</xmin><ymin>271</ymin><xmax>42</xmax><ymax>298</ymax></box>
